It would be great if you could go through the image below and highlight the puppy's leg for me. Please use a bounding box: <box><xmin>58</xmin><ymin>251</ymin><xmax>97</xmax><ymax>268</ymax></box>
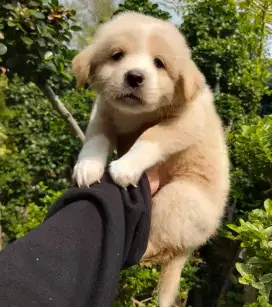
<box><xmin>159</xmin><ymin>253</ymin><xmax>188</xmax><ymax>307</ymax></box>
<box><xmin>148</xmin><ymin>180</ymin><xmax>224</xmax><ymax>254</ymax></box>
<box><xmin>73</xmin><ymin>101</ymin><xmax>115</xmax><ymax>187</ymax></box>
<box><xmin>109</xmin><ymin>111</ymin><xmax>203</xmax><ymax>188</ymax></box>
<box><xmin>143</xmin><ymin>181</ymin><xmax>224</xmax><ymax>307</ymax></box>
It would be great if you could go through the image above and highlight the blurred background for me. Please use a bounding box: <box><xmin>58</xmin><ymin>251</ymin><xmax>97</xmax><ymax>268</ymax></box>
<box><xmin>0</xmin><ymin>1</ymin><xmax>272</xmax><ymax>306</ymax></box>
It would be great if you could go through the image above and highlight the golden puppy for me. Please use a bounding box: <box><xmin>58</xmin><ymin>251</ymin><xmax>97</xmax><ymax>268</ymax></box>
<box><xmin>72</xmin><ymin>12</ymin><xmax>229</xmax><ymax>307</ymax></box>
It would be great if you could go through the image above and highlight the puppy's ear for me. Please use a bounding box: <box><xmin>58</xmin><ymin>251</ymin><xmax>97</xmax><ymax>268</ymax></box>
<box><xmin>72</xmin><ymin>46</ymin><xmax>93</xmax><ymax>88</ymax></box>
<box><xmin>181</xmin><ymin>60</ymin><xmax>206</xmax><ymax>102</ymax></box>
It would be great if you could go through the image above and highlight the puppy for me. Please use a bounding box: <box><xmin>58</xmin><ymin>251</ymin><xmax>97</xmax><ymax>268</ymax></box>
<box><xmin>72</xmin><ymin>12</ymin><xmax>230</xmax><ymax>307</ymax></box>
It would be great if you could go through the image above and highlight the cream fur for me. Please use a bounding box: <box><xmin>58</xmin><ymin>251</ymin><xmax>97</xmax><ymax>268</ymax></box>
<box><xmin>72</xmin><ymin>12</ymin><xmax>230</xmax><ymax>307</ymax></box>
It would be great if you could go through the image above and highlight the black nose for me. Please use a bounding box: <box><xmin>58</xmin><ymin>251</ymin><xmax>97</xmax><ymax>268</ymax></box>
<box><xmin>125</xmin><ymin>70</ymin><xmax>144</xmax><ymax>88</ymax></box>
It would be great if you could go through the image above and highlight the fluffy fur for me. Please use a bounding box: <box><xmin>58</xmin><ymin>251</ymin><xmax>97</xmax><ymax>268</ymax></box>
<box><xmin>72</xmin><ymin>12</ymin><xmax>229</xmax><ymax>307</ymax></box>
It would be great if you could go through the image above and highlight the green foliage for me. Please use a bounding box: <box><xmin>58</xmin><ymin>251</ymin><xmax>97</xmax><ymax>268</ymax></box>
<box><xmin>68</xmin><ymin>0</ymin><xmax>116</xmax><ymax>48</ymax></box>
<box><xmin>229</xmin><ymin>115</ymin><xmax>272</xmax><ymax>212</ymax></box>
<box><xmin>238</xmin><ymin>0</ymin><xmax>272</xmax><ymax>57</ymax></box>
<box><xmin>0</xmin><ymin>74</ymin><xmax>12</xmax><ymax>125</ymax></box>
<box><xmin>0</xmin><ymin>0</ymin><xmax>80</xmax><ymax>84</ymax></box>
<box><xmin>114</xmin><ymin>0</ymin><xmax>171</xmax><ymax>20</ymax></box>
<box><xmin>0</xmin><ymin>76</ymin><xmax>92</xmax><ymax>241</ymax></box>
<box><xmin>114</xmin><ymin>260</ymin><xmax>201</xmax><ymax>306</ymax></box>
<box><xmin>227</xmin><ymin>200</ymin><xmax>272</xmax><ymax>304</ymax></box>
<box><xmin>181</xmin><ymin>0</ymin><xmax>270</xmax><ymax>125</ymax></box>
<box><xmin>0</xmin><ymin>183</ymin><xmax>64</xmax><ymax>240</ymax></box>
<box><xmin>0</xmin><ymin>74</ymin><xmax>12</xmax><ymax>156</ymax></box>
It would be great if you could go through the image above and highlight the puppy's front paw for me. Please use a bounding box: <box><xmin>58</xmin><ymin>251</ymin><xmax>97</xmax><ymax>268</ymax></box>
<box><xmin>109</xmin><ymin>159</ymin><xmax>142</xmax><ymax>188</ymax></box>
<box><xmin>73</xmin><ymin>159</ymin><xmax>105</xmax><ymax>187</ymax></box>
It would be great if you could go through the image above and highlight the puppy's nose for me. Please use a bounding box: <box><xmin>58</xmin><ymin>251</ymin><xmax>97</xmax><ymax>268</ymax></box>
<box><xmin>125</xmin><ymin>70</ymin><xmax>144</xmax><ymax>88</ymax></box>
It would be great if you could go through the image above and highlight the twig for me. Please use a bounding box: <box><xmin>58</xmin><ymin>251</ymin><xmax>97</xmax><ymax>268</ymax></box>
<box><xmin>263</xmin><ymin>187</ymin><xmax>272</xmax><ymax>195</ymax></box>
<box><xmin>131</xmin><ymin>297</ymin><xmax>152</xmax><ymax>306</ymax></box>
<box><xmin>38</xmin><ymin>83</ymin><xmax>85</xmax><ymax>143</ymax></box>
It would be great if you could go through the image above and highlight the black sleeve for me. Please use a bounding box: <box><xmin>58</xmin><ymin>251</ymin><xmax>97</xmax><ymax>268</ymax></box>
<box><xmin>0</xmin><ymin>170</ymin><xmax>151</xmax><ymax>307</ymax></box>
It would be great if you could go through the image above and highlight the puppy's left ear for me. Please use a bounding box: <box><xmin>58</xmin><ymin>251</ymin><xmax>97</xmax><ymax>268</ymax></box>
<box><xmin>181</xmin><ymin>60</ymin><xmax>206</xmax><ymax>103</ymax></box>
<box><xmin>72</xmin><ymin>45</ymin><xmax>93</xmax><ymax>88</ymax></box>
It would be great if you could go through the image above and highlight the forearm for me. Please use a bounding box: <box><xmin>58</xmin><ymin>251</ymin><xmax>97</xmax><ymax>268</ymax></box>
<box><xmin>117</xmin><ymin>119</ymin><xmax>200</xmax><ymax>171</ymax></box>
<box><xmin>0</xmin><ymin>171</ymin><xmax>151</xmax><ymax>307</ymax></box>
<box><xmin>78</xmin><ymin>134</ymin><xmax>111</xmax><ymax>164</ymax></box>
<box><xmin>73</xmin><ymin>104</ymin><xmax>115</xmax><ymax>186</ymax></box>
<box><xmin>79</xmin><ymin>100</ymin><xmax>115</xmax><ymax>163</ymax></box>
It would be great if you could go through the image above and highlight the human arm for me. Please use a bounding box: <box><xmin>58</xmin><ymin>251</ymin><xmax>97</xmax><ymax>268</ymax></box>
<box><xmin>0</xmin><ymin>170</ymin><xmax>151</xmax><ymax>307</ymax></box>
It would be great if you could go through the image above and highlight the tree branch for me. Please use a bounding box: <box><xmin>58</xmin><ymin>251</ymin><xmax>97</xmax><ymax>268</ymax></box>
<box><xmin>38</xmin><ymin>83</ymin><xmax>85</xmax><ymax>144</ymax></box>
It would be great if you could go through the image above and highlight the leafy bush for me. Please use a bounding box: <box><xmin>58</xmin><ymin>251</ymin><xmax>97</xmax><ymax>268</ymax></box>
<box><xmin>0</xmin><ymin>74</ymin><xmax>11</xmax><ymax>156</ymax></box>
<box><xmin>181</xmin><ymin>0</ymin><xmax>270</xmax><ymax>125</ymax></box>
<box><xmin>114</xmin><ymin>0</ymin><xmax>171</xmax><ymax>20</ymax></box>
<box><xmin>0</xmin><ymin>182</ymin><xmax>64</xmax><ymax>240</ymax></box>
<box><xmin>0</xmin><ymin>76</ymin><xmax>93</xmax><ymax>241</ymax></box>
<box><xmin>114</xmin><ymin>259</ymin><xmax>201</xmax><ymax>306</ymax></box>
<box><xmin>229</xmin><ymin>115</ymin><xmax>272</xmax><ymax>213</ymax></box>
<box><xmin>228</xmin><ymin>199</ymin><xmax>272</xmax><ymax>305</ymax></box>
<box><xmin>0</xmin><ymin>0</ymin><xmax>80</xmax><ymax>84</ymax></box>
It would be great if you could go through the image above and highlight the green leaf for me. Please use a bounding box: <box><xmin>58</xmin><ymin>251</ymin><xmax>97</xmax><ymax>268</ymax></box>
<box><xmin>247</xmin><ymin>257</ymin><xmax>260</xmax><ymax>264</ymax></box>
<box><xmin>60</xmin><ymin>71</ymin><xmax>73</xmax><ymax>81</ymax></box>
<box><xmin>238</xmin><ymin>276</ymin><xmax>249</xmax><ymax>285</ymax></box>
<box><xmin>51</xmin><ymin>0</ymin><xmax>59</xmax><ymax>7</ymax></box>
<box><xmin>236</xmin><ymin>263</ymin><xmax>250</xmax><ymax>278</ymax></box>
<box><xmin>259</xmin><ymin>273</ymin><xmax>272</xmax><ymax>284</ymax></box>
<box><xmin>71</xmin><ymin>25</ymin><xmax>82</xmax><ymax>31</ymax></box>
<box><xmin>29</xmin><ymin>1</ymin><xmax>39</xmax><ymax>6</ymax></box>
<box><xmin>0</xmin><ymin>43</ymin><xmax>7</xmax><ymax>55</ymax></box>
<box><xmin>227</xmin><ymin>224</ymin><xmax>240</xmax><ymax>232</ymax></box>
<box><xmin>31</xmin><ymin>12</ymin><xmax>45</xmax><ymax>19</ymax></box>
<box><xmin>264</xmin><ymin>199</ymin><xmax>272</xmax><ymax>214</ymax></box>
<box><xmin>264</xmin><ymin>226</ymin><xmax>272</xmax><ymax>238</ymax></box>
<box><xmin>21</xmin><ymin>37</ymin><xmax>33</xmax><ymax>45</ymax></box>
<box><xmin>251</xmin><ymin>281</ymin><xmax>265</xmax><ymax>290</ymax></box>
<box><xmin>0</xmin><ymin>24</ymin><xmax>4</xmax><ymax>30</ymax></box>
<box><xmin>60</xmin><ymin>21</ymin><xmax>68</xmax><ymax>30</ymax></box>
<box><xmin>7</xmin><ymin>21</ymin><xmax>16</xmax><ymax>27</ymax></box>
<box><xmin>43</xmin><ymin>51</ymin><xmax>53</xmax><ymax>61</ymax></box>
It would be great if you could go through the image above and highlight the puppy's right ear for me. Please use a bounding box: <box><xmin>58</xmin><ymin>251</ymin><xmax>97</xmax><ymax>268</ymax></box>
<box><xmin>72</xmin><ymin>45</ymin><xmax>93</xmax><ymax>88</ymax></box>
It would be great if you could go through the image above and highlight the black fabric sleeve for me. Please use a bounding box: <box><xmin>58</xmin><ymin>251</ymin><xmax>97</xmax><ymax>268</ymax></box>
<box><xmin>0</xmin><ymin>170</ymin><xmax>151</xmax><ymax>307</ymax></box>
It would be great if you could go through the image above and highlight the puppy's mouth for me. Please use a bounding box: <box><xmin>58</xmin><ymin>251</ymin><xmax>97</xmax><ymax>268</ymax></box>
<box><xmin>116</xmin><ymin>93</ymin><xmax>143</xmax><ymax>105</ymax></box>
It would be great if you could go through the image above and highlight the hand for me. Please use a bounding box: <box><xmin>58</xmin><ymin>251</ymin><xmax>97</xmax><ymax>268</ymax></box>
<box><xmin>146</xmin><ymin>165</ymin><xmax>160</xmax><ymax>196</ymax></box>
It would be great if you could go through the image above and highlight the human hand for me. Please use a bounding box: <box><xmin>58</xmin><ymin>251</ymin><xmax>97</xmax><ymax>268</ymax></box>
<box><xmin>146</xmin><ymin>165</ymin><xmax>160</xmax><ymax>196</ymax></box>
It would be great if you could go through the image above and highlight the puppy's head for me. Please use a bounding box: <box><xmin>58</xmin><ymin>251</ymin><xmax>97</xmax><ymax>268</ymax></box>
<box><xmin>72</xmin><ymin>12</ymin><xmax>205</xmax><ymax>114</ymax></box>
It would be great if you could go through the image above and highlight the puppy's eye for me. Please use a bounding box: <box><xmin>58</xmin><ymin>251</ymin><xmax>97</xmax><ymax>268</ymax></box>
<box><xmin>154</xmin><ymin>57</ymin><xmax>165</xmax><ymax>69</ymax></box>
<box><xmin>111</xmin><ymin>51</ymin><xmax>124</xmax><ymax>61</ymax></box>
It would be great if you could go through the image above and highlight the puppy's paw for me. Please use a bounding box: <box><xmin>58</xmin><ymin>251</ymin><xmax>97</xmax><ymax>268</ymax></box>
<box><xmin>109</xmin><ymin>159</ymin><xmax>142</xmax><ymax>188</ymax></box>
<box><xmin>73</xmin><ymin>159</ymin><xmax>105</xmax><ymax>187</ymax></box>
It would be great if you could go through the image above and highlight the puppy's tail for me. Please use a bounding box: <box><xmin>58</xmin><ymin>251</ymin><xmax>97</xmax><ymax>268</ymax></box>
<box><xmin>158</xmin><ymin>254</ymin><xmax>188</xmax><ymax>307</ymax></box>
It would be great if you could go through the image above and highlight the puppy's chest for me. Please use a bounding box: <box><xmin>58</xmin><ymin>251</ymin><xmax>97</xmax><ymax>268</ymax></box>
<box><xmin>111</xmin><ymin>112</ymin><xmax>157</xmax><ymax>134</ymax></box>
<box><xmin>113</xmin><ymin>113</ymin><xmax>159</xmax><ymax>157</ymax></box>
